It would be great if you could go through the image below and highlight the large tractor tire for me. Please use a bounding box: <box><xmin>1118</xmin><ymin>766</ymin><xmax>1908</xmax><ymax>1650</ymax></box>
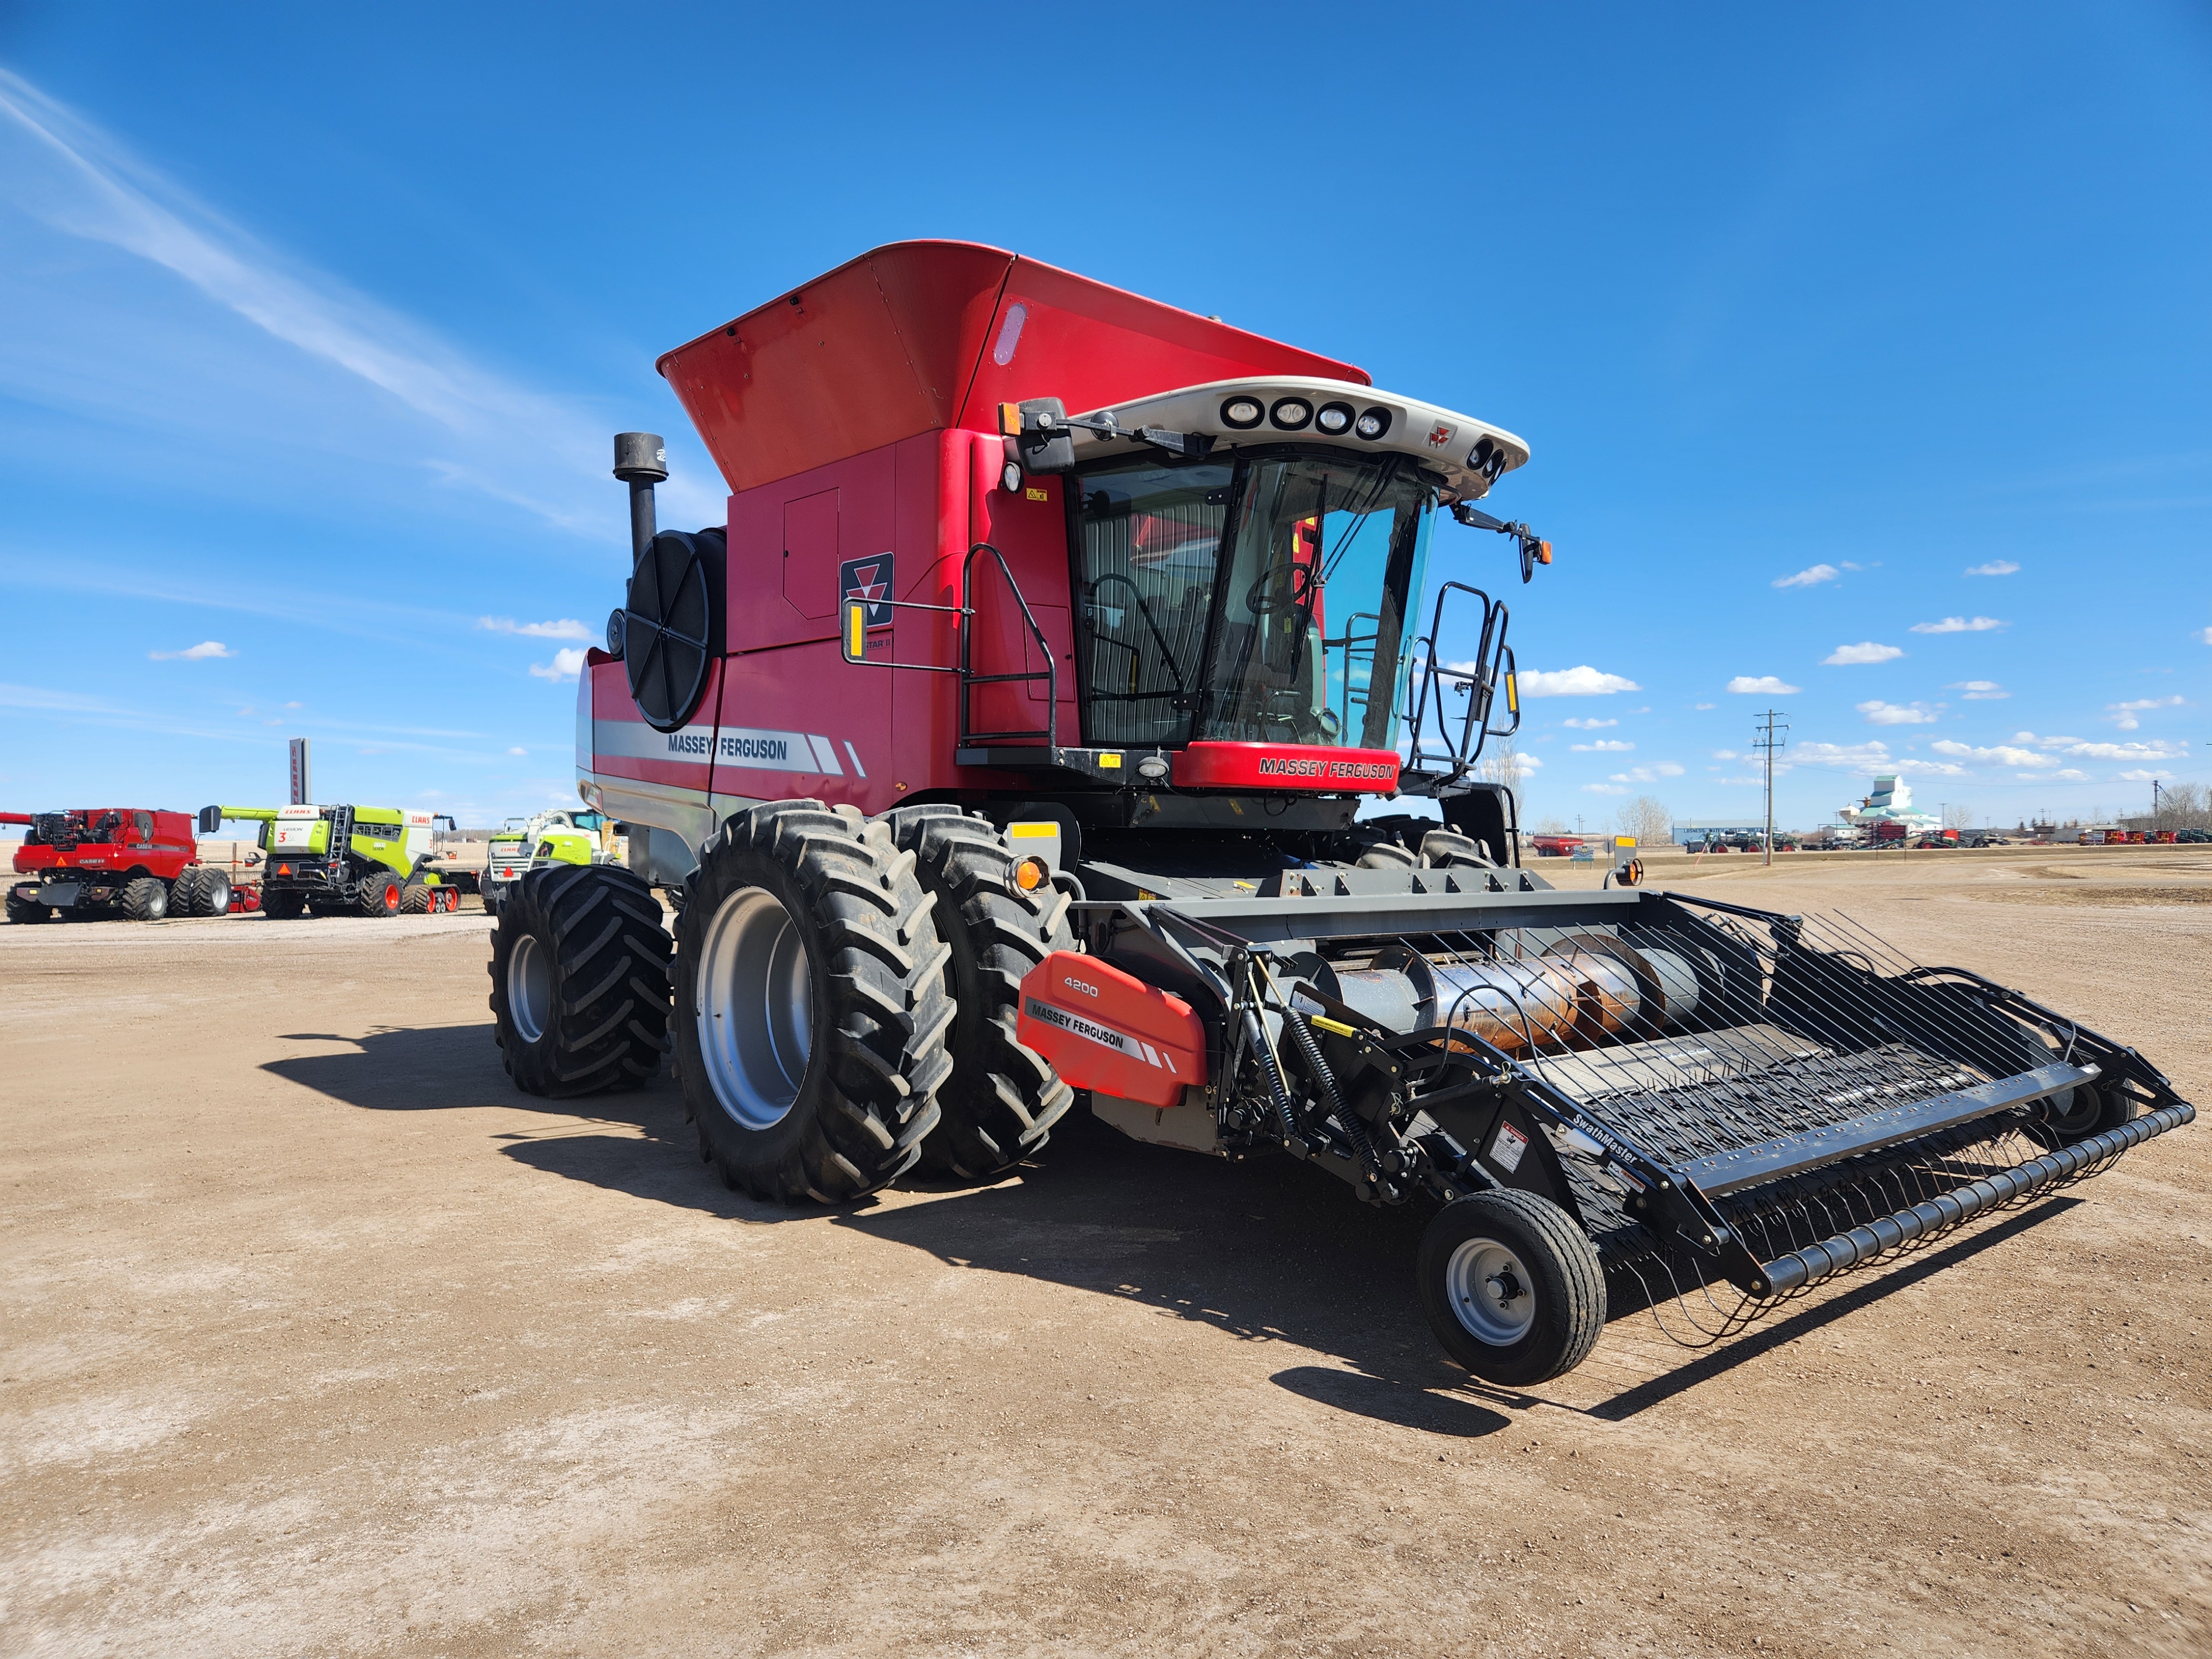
<box><xmin>199</xmin><ymin>868</ymin><xmax>233</xmax><ymax>916</ymax></box>
<box><xmin>357</xmin><ymin>868</ymin><xmax>403</xmax><ymax>918</ymax></box>
<box><xmin>121</xmin><ymin>877</ymin><xmax>169</xmax><ymax>922</ymax></box>
<box><xmin>675</xmin><ymin>800</ymin><xmax>954</xmax><ymax>1205</ymax></box>
<box><xmin>887</xmin><ymin>806</ymin><xmax>1076</xmax><ymax>1179</ymax></box>
<box><xmin>7</xmin><ymin>890</ymin><xmax>49</xmax><ymax>925</ymax></box>
<box><xmin>491</xmin><ymin>863</ymin><xmax>671</xmax><ymax>1096</ymax></box>
<box><xmin>263</xmin><ymin>889</ymin><xmax>306</xmax><ymax>920</ymax></box>
<box><xmin>399</xmin><ymin>883</ymin><xmax>433</xmax><ymax>915</ymax></box>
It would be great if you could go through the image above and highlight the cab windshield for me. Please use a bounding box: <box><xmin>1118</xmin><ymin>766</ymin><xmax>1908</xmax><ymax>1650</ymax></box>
<box><xmin>1073</xmin><ymin>451</ymin><xmax>1435</xmax><ymax>751</ymax></box>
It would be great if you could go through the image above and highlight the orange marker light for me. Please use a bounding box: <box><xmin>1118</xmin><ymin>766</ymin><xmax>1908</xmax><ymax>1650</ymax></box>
<box><xmin>1010</xmin><ymin>854</ymin><xmax>1051</xmax><ymax>894</ymax></box>
<box><xmin>1537</xmin><ymin>540</ymin><xmax>1553</xmax><ymax>564</ymax></box>
<box><xmin>999</xmin><ymin>401</ymin><xmax>1022</xmax><ymax>436</ymax></box>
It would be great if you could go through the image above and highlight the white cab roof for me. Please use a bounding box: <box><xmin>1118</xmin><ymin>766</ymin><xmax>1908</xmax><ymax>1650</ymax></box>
<box><xmin>1065</xmin><ymin>377</ymin><xmax>1530</xmax><ymax>502</ymax></box>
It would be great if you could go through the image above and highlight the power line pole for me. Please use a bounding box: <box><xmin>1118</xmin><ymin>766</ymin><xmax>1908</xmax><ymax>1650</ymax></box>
<box><xmin>1752</xmin><ymin>709</ymin><xmax>1789</xmax><ymax>868</ymax></box>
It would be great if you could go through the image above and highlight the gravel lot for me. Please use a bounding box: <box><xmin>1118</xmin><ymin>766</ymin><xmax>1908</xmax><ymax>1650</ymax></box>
<box><xmin>3</xmin><ymin>849</ymin><xmax>2206</xmax><ymax>1657</ymax></box>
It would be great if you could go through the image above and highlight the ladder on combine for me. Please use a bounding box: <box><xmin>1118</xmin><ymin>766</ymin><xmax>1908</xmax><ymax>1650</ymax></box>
<box><xmin>326</xmin><ymin>806</ymin><xmax>356</xmax><ymax>891</ymax></box>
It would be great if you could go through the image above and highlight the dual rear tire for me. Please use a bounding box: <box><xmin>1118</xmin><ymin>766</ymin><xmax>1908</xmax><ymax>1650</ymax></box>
<box><xmin>491</xmin><ymin>862</ymin><xmax>672</xmax><ymax>1095</ymax></box>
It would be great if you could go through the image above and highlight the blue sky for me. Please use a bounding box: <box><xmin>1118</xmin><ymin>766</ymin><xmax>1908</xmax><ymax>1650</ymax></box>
<box><xmin>2</xmin><ymin>4</ymin><xmax>2206</xmax><ymax>831</ymax></box>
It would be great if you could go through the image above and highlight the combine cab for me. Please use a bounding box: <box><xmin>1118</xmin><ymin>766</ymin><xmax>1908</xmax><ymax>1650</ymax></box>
<box><xmin>481</xmin><ymin>809</ymin><xmax>618</xmax><ymax>917</ymax></box>
<box><xmin>487</xmin><ymin>241</ymin><xmax>2194</xmax><ymax>1383</ymax></box>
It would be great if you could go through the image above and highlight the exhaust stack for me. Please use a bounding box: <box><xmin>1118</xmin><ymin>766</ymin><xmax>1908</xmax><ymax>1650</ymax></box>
<box><xmin>612</xmin><ymin>432</ymin><xmax>667</xmax><ymax>563</ymax></box>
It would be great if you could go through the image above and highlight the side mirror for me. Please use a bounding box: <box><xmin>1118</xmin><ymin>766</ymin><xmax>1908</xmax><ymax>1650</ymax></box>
<box><xmin>1000</xmin><ymin>397</ymin><xmax>1076</xmax><ymax>474</ymax></box>
<box><xmin>197</xmin><ymin>806</ymin><xmax>222</xmax><ymax>835</ymax></box>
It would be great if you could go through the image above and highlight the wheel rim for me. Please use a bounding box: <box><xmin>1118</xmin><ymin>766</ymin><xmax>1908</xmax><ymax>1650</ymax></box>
<box><xmin>1444</xmin><ymin>1235</ymin><xmax>1537</xmax><ymax>1346</ymax></box>
<box><xmin>508</xmin><ymin>932</ymin><xmax>552</xmax><ymax>1045</ymax></box>
<box><xmin>207</xmin><ymin>877</ymin><xmax>230</xmax><ymax>915</ymax></box>
<box><xmin>696</xmin><ymin>885</ymin><xmax>813</xmax><ymax>1131</ymax></box>
<box><xmin>146</xmin><ymin>885</ymin><xmax>166</xmax><ymax>919</ymax></box>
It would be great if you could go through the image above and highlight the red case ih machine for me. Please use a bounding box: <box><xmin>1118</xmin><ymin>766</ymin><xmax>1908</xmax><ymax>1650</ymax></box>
<box><xmin>486</xmin><ymin>242</ymin><xmax>2193</xmax><ymax>1384</ymax></box>
<box><xmin>6</xmin><ymin>809</ymin><xmax>253</xmax><ymax>923</ymax></box>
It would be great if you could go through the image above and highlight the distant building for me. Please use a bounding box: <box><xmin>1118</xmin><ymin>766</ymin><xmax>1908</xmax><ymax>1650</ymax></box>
<box><xmin>1835</xmin><ymin>775</ymin><xmax>1940</xmax><ymax>838</ymax></box>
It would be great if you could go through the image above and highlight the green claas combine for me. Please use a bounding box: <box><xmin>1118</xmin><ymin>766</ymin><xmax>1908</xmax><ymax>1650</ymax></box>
<box><xmin>203</xmin><ymin>805</ymin><xmax>461</xmax><ymax>918</ymax></box>
<box><xmin>482</xmin><ymin>808</ymin><xmax>618</xmax><ymax>917</ymax></box>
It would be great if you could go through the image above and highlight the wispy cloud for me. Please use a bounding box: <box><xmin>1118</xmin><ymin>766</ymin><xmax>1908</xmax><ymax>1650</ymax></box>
<box><xmin>1516</xmin><ymin>666</ymin><xmax>1642</xmax><ymax>697</ymax></box>
<box><xmin>2106</xmin><ymin>695</ymin><xmax>2183</xmax><ymax>730</ymax></box>
<box><xmin>1562</xmin><ymin>716</ymin><xmax>1616</xmax><ymax>729</ymax></box>
<box><xmin>1582</xmin><ymin>782</ymin><xmax>1630</xmax><ymax>795</ymax></box>
<box><xmin>1773</xmin><ymin>563</ymin><xmax>1839</xmax><ymax>589</ymax></box>
<box><xmin>1931</xmin><ymin>739</ymin><xmax>2056</xmax><ymax>768</ymax></box>
<box><xmin>2116</xmin><ymin>768</ymin><xmax>2173</xmax><ymax>782</ymax></box>
<box><xmin>1609</xmin><ymin>763</ymin><xmax>1685</xmax><ymax>782</ymax></box>
<box><xmin>1823</xmin><ymin>641</ymin><xmax>1904</xmax><ymax>665</ymax></box>
<box><xmin>1964</xmin><ymin>560</ymin><xmax>2020</xmax><ymax>576</ymax></box>
<box><xmin>148</xmin><ymin>639</ymin><xmax>233</xmax><ymax>660</ymax></box>
<box><xmin>1572</xmin><ymin>739</ymin><xmax>1634</xmax><ymax>752</ymax></box>
<box><xmin>0</xmin><ymin>67</ymin><xmax>721</xmax><ymax>534</ymax></box>
<box><xmin>481</xmin><ymin>617</ymin><xmax>595</xmax><ymax>641</ymax></box>
<box><xmin>2013</xmin><ymin>731</ymin><xmax>2188</xmax><ymax>761</ymax></box>
<box><xmin>1948</xmin><ymin>680</ymin><xmax>2008</xmax><ymax>700</ymax></box>
<box><xmin>1910</xmin><ymin>616</ymin><xmax>2005</xmax><ymax>634</ymax></box>
<box><xmin>1725</xmin><ymin>675</ymin><xmax>1799</xmax><ymax>695</ymax></box>
<box><xmin>1858</xmin><ymin>700</ymin><xmax>1936</xmax><ymax>726</ymax></box>
<box><xmin>529</xmin><ymin>648</ymin><xmax>587</xmax><ymax>682</ymax></box>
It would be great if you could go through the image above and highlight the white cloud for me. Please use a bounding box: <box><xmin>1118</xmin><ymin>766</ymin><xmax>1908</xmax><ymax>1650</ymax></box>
<box><xmin>2106</xmin><ymin>696</ymin><xmax>2183</xmax><ymax>730</ymax></box>
<box><xmin>1562</xmin><ymin>717</ymin><xmax>1617</xmax><ymax>729</ymax></box>
<box><xmin>1725</xmin><ymin>675</ymin><xmax>1801</xmax><ymax>695</ymax></box>
<box><xmin>1964</xmin><ymin>560</ymin><xmax>2020</xmax><ymax>576</ymax></box>
<box><xmin>1517</xmin><ymin>665</ymin><xmax>1642</xmax><ymax>697</ymax></box>
<box><xmin>1910</xmin><ymin>616</ymin><xmax>2005</xmax><ymax>634</ymax></box>
<box><xmin>506</xmin><ymin>746</ymin><xmax>528</xmax><ymax>756</ymax></box>
<box><xmin>1794</xmin><ymin>740</ymin><xmax>1893</xmax><ymax>769</ymax></box>
<box><xmin>1773</xmin><ymin>564</ymin><xmax>1839</xmax><ymax>589</ymax></box>
<box><xmin>1948</xmin><ymin>680</ymin><xmax>2008</xmax><ymax>700</ymax></box>
<box><xmin>2116</xmin><ymin>769</ymin><xmax>2173</xmax><ymax>782</ymax></box>
<box><xmin>148</xmin><ymin>640</ymin><xmax>234</xmax><ymax>660</ymax></box>
<box><xmin>2056</xmin><ymin>739</ymin><xmax>2185</xmax><ymax>761</ymax></box>
<box><xmin>1822</xmin><ymin>641</ymin><xmax>1905</xmax><ymax>665</ymax></box>
<box><xmin>1572</xmin><ymin>739</ymin><xmax>1635</xmax><ymax>752</ymax></box>
<box><xmin>1582</xmin><ymin>783</ymin><xmax>1629</xmax><ymax>795</ymax></box>
<box><xmin>1516</xmin><ymin>753</ymin><xmax>1543</xmax><ymax>770</ymax></box>
<box><xmin>2051</xmin><ymin>769</ymin><xmax>2088</xmax><ymax>780</ymax></box>
<box><xmin>1931</xmin><ymin>739</ymin><xmax>2056</xmax><ymax>768</ymax></box>
<box><xmin>1693</xmin><ymin>701</ymin><xmax>1715</xmax><ymax>711</ymax></box>
<box><xmin>1609</xmin><ymin>763</ymin><xmax>1686</xmax><ymax>783</ymax></box>
<box><xmin>528</xmin><ymin>648</ymin><xmax>587</xmax><ymax>682</ymax></box>
<box><xmin>1858</xmin><ymin>700</ymin><xmax>1937</xmax><ymax>726</ymax></box>
<box><xmin>2199</xmin><ymin>626</ymin><xmax>2211</xmax><ymax>644</ymax></box>
<box><xmin>1711</xmin><ymin>749</ymin><xmax>1740</xmax><ymax>760</ymax></box>
<box><xmin>479</xmin><ymin>617</ymin><xmax>594</xmax><ymax>641</ymax></box>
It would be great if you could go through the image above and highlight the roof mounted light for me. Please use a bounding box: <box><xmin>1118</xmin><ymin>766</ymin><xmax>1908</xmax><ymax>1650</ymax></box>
<box><xmin>1269</xmin><ymin>397</ymin><xmax>1313</xmax><ymax>431</ymax></box>
<box><xmin>1354</xmin><ymin>406</ymin><xmax>1392</xmax><ymax>440</ymax></box>
<box><xmin>1220</xmin><ymin>396</ymin><xmax>1264</xmax><ymax>429</ymax></box>
<box><xmin>1315</xmin><ymin>401</ymin><xmax>1354</xmax><ymax>435</ymax></box>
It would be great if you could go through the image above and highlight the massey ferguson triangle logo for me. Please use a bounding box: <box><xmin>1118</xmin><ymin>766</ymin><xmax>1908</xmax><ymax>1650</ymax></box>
<box><xmin>1426</xmin><ymin>422</ymin><xmax>1454</xmax><ymax>448</ymax></box>
<box><xmin>839</xmin><ymin>553</ymin><xmax>895</xmax><ymax>628</ymax></box>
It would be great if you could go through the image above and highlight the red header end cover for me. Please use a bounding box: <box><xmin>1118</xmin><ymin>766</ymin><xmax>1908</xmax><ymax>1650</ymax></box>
<box><xmin>1169</xmin><ymin>742</ymin><xmax>1401</xmax><ymax>794</ymax></box>
<box><xmin>1015</xmin><ymin>951</ymin><xmax>1208</xmax><ymax>1110</ymax></box>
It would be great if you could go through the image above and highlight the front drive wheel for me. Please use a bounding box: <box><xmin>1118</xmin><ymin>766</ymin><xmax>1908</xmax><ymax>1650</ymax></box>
<box><xmin>1417</xmin><ymin>1190</ymin><xmax>1606</xmax><ymax>1386</ymax></box>
<box><xmin>6</xmin><ymin>890</ymin><xmax>49</xmax><ymax>924</ymax></box>
<box><xmin>676</xmin><ymin>801</ymin><xmax>954</xmax><ymax>1205</ymax></box>
<box><xmin>887</xmin><ymin>806</ymin><xmax>1074</xmax><ymax>1178</ymax></box>
<box><xmin>357</xmin><ymin>869</ymin><xmax>402</xmax><ymax>917</ymax></box>
<box><xmin>490</xmin><ymin>863</ymin><xmax>671</xmax><ymax>1095</ymax></box>
<box><xmin>121</xmin><ymin>877</ymin><xmax>169</xmax><ymax>922</ymax></box>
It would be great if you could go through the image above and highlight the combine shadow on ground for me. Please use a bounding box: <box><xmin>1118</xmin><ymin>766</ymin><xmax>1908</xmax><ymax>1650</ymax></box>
<box><xmin>266</xmin><ymin>1029</ymin><xmax>2086</xmax><ymax>1434</ymax></box>
<box><xmin>262</xmin><ymin>1022</ymin><xmax>775</xmax><ymax>1222</ymax></box>
<box><xmin>837</xmin><ymin>1112</ymin><xmax>1514</xmax><ymax>1437</ymax></box>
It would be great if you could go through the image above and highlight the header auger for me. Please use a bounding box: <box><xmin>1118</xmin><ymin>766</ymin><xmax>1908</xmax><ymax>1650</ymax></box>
<box><xmin>485</xmin><ymin>240</ymin><xmax>2193</xmax><ymax>1383</ymax></box>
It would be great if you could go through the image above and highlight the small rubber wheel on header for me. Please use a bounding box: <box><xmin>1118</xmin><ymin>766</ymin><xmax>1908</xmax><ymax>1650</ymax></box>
<box><xmin>1418</xmin><ymin>1190</ymin><xmax>1606</xmax><ymax>1386</ymax></box>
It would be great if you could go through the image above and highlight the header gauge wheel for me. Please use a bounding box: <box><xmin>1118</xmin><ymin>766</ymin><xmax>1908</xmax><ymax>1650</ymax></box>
<box><xmin>1418</xmin><ymin>1190</ymin><xmax>1605</xmax><ymax>1386</ymax></box>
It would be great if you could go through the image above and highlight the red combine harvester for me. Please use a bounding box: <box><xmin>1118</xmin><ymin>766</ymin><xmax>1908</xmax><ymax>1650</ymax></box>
<box><xmin>487</xmin><ymin>242</ymin><xmax>2193</xmax><ymax>1383</ymax></box>
<box><xmin>6</xmin><ymin>809</ymin><xmax>254</xmax><ymax>923</ymax></box>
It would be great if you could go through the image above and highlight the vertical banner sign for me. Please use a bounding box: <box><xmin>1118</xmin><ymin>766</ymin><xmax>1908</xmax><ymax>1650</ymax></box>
<box><xmin>289</xmin><ymin>738</ymin><xmax>311</xmax><ymax>806</ymax></box>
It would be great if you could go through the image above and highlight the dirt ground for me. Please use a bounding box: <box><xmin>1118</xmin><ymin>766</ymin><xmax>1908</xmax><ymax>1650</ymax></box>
<box><xmin>3</xmin><ymin>848</ymin><xmax>2206</xmax><ymax>1657</ymax></box>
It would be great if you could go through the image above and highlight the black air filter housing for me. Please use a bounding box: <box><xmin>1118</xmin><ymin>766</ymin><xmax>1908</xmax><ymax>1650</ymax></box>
<box><xmin>623</xmin><ymin>527</ymin><xmax>727</xmax><ymax>732</ymax></box>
